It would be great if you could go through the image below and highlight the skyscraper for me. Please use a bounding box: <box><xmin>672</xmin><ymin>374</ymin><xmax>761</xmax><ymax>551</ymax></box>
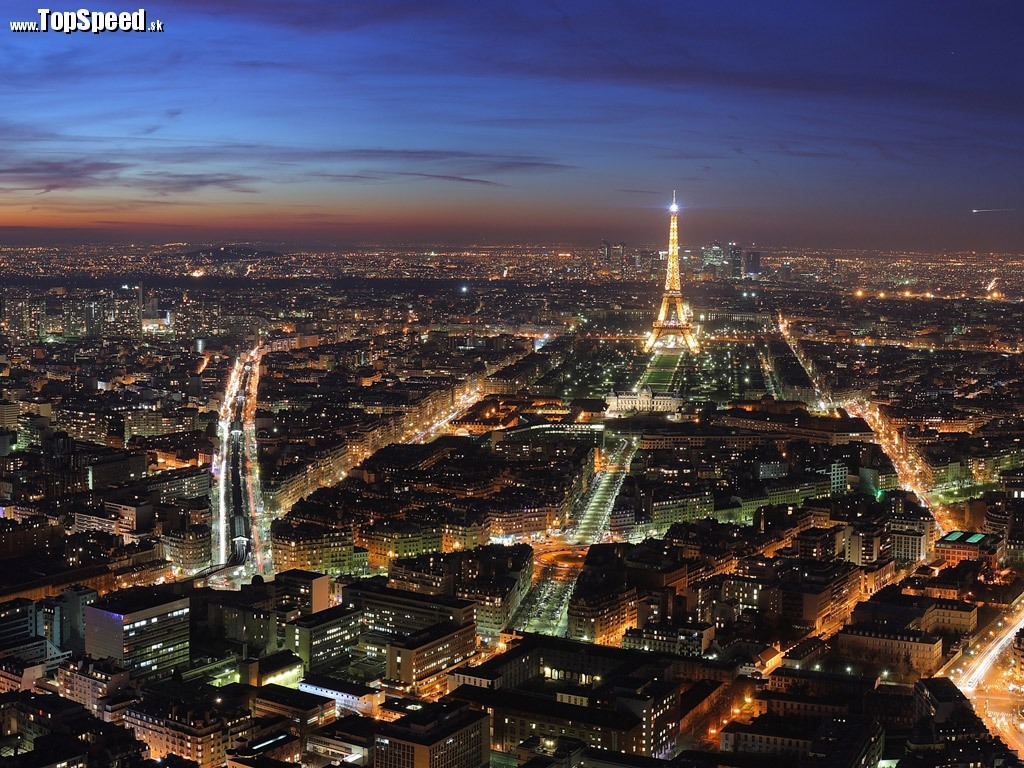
<box><xmin>743</xmin><ymin>250</ymin><xmax>762</xmax><ymax>277</ymax></box>
<box><xmin>107</xmin><ymin>285</ymin><xmax>142</xmax><ymax>339</ymax></box>
<box><xmin>613</xmin><ymin>242</ymin><xmax>627</xmax><ymax>275</ymax></box>
<box><xmin>61</xmin><ymin>296</ymin><xmax>104</xmax><ymax>339</ymax></box>
<box><xmin>729</xmin><ymin>242</ymin><xmax>743</xmax><ymax>279</ymax></box>
<box><xmin>702</xmin><ymin>241</ymin><xmax>725</xmax><ymax>267</ymax></box>
<box><xmin>2</xmin><ymin>297</ymin><xmax>44</xmax><ymax>344</ymax></box>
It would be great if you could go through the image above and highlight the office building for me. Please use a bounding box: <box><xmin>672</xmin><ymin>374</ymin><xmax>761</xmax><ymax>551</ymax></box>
<box><xmin>284</xmin><ymin>604</ymin><xmax>362</xmax><ymax>673</ymax></box>
<box><xmin>342</xmin><ymin>578</ymin><xmax>476</xmax><ymax>637</ymax></box>
<box><xmin>274</xmin><ymin>568</ymin><xmax>330</xmax><ymax>614</ymax></box>
<box><xmin>299</xmin><ymin>675</ymin><xmax>385</xmax><ymax>718</ymax></box>
<box><xmin>375</xmin><ymin>701</ymin><xmax>489</xmax><ymax>768</ymax></box>
<box><xmin>251</xmin><ymin>683</ymin><xmax>336</xmax><ymax>736</ymax></box>
<box><xmin>385</xmin><ymin>621</ymin><xmax>477</xmax><ymax>697</ymax></box>
<box><xmin>0</xmin><ymin>597</ymin><xmax>71</xmax><ymax>672</ymax></box>
<box><xmin>449</xmin><ymin>635</ymin><xmax>682</xmax><ymax>757</ymax></box>
<box><xmin>728</xmin><ymin>242</ymin><xmax>742</xmax><ymax>278</ymax></box>
<box><xmin>85</xmin><ymin>587</ymin><xmax>190</xmax><ymax>680</ymax></box>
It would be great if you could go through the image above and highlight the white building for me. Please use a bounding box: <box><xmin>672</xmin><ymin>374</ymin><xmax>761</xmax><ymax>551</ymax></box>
<box><xmin>605</xmin><ymin>385</ymin><xmax>687</xmax><ymax>414</ymax></box>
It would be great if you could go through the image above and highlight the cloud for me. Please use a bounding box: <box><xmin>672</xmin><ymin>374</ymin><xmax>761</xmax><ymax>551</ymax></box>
<box><xmin>0</xmin><ymin>159</ymin><xmax>130</xmax><ymax>193</ymax></box>
<box><xmin>0</xmin><ymin>156</ymin><xmax>261</xmax><ymax>197</ymax></box>
<box><xmin>474</xmin><ymin>159</ymin><xmax>575</xmax><ymax>174</ymax></box>
<box><xmin>309</xmin><ymin>172</ymin><xmax>385</xmax><ymax>183</ymax></box>
<box><xmin>138</xmin><ymin>108</ymin><xmax>185</xmax><ymax>136</ymax></box>
<box><xmin>2</xmin><ymin>2</ymin><xmax>1020</xmax><ymax>251</ymax></box>
<box><xmin>137</xmin><ymin>172</ymin><xmax>260</xmax><ymax>195</ymax></box>
<box><xmin>772</xmin><ymin>143</ymin><xmax>855</xmax><ymax>162</ymax></box>
<box><xmin>0</xmin><ymin>119</ymin><xmax>62</xmax><ymax>143</ymax></box>
<box><xmin>0</xmin><ymin>137</ymin><xmax>575</xmax><ymax>202</ymax></box>
<box><xmin>394</xmin><ymin>172</ymin><xmax>503</xmax><ymax>187</ymax></box>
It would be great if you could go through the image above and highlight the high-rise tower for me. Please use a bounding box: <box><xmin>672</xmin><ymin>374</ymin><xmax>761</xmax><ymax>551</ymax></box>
<box><xmin>646</xmin><ymin>193</ymin><xmax>698</xmax><ymax>352</ymax></box>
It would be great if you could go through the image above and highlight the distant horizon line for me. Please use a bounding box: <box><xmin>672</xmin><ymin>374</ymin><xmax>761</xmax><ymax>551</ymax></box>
<box><xmin>1</xmin><ymin>239</ymin><xmax>1020</xmax><ymax>257</ymax></box>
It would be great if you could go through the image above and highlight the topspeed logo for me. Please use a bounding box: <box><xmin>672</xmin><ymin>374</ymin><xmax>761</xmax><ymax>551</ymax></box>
<box><xmin>17</xmin><ymin>8</ymin><xmax>162</xmax><ymax>33</ymax></box>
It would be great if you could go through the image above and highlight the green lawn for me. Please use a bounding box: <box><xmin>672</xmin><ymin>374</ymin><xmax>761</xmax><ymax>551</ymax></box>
<box><xmin>640</xmin><ymin>349</ymin><xmax>685</xmax><ymax>393</ymax></box>
<box><xmin>929</xmin><ymin>483</ymin><xmax>1000</xmax><ymax>505</ymax></box>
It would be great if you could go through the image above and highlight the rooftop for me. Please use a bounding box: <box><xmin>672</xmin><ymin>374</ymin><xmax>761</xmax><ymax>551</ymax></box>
<box><xmin>254</xmin><ymin>683</ymin><xmax>333</xmax><ymax>711</ymax></box>
<box><xmin>938</xmin><ymin>531</ymin><xmax>1001</xmax><ymax>548</ymax></box>
<box><xmin>90</xmin><ymin>586</ymin><xmax>188</xmax><ymax>616</ymax></box>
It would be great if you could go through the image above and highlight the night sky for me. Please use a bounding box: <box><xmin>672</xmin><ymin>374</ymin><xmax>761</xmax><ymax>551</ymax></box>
<box><xmin>3</xmin><ymin>1</ymin><xmax>1022</xmax><ymax>250</ymax></box>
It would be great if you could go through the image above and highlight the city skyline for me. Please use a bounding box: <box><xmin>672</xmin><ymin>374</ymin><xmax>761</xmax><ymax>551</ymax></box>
<box><xmin>3</xmin><ymin>142</ymin><xmax>1024</xmax><ymax>765</ymax></box>
<box><xmin>3</xmin><ymin>1</ymin><xmax>1022</xmax><ymax>250</ymax></box>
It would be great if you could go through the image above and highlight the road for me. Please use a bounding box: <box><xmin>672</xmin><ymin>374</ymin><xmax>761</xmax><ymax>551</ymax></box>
<box><xmin>407</xmin><ymin>386</ymin><xmax>483</xmax><ymax>444</ymax></box>
<box><xmin>570</xmin><ymin>439</ymin><xmax>634</xmax><ymax>545</ymax></box>
<box><xmin>780</xmin><ymin>313</ymin><xmax>1023</xmax><ymax>750</ymax></box>
<box><xmin>778</xmin><ymin>313</ymin><xmax>954</xmax><ymax>532</ymax></box>
<box><xmin>242</xmin><ymin>348</ymin><xmax>268</xmax><ymax>574</ymax></box>
<box><xmin>949</xmin><ymin>599</ymin><xmax>1024</xmax><ymax>754</ymax></box>
<box><xmin>213</xmin><ymin>357</ymin><xmax>244</xmax><ymax>566</ymax></box>
<box><xmin>212</xmin><ymin>345</ymin><xmax>265</xmax><ymax>577</ymax></box>
<box><xmin>510</xmin><ymin>438</ymin><xmax>637</xmax><ymax>636</ymax></box>
<box><xmin>845</xmin><ymin>397</ymin><xmax>955</xmax><ymax>534</ymax></box>
<box><xmin>210</xmin><ymin>354</ymin><xmax>483</xmax><ymax>584</ymax></box>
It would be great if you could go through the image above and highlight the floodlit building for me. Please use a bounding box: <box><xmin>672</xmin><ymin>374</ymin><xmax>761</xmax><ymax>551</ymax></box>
<box><xmin>934</xmin><ymin>530</ymin><xmax>1003</xmax><ymax>569</ymax></box>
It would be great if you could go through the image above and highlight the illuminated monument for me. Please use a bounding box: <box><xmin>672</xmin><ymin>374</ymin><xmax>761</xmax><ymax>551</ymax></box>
<box><xmin>645</xmin><ymin>192</ymin><xmax>698</xmax><ymax>353</ymax></box>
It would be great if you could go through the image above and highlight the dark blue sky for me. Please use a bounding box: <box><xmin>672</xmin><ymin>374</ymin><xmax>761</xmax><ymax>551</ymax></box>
<box><xmin>3</xmin><ymin>1</ymin><xmax>1022</xmax><ymax>250</ymax></box>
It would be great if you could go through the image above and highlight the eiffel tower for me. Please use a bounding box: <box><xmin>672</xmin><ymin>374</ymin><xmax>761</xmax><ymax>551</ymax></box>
<box><xmin>645</xmin><ymin>192</ymin><xmax>698</xmax><ymax>352</ymax></box>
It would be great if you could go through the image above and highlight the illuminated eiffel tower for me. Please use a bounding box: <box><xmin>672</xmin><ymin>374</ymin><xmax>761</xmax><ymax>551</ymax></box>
<box><xmin>645</xmin><ymin>192</ymin><xmax>699</xmax><ymax>352</ymax></box>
